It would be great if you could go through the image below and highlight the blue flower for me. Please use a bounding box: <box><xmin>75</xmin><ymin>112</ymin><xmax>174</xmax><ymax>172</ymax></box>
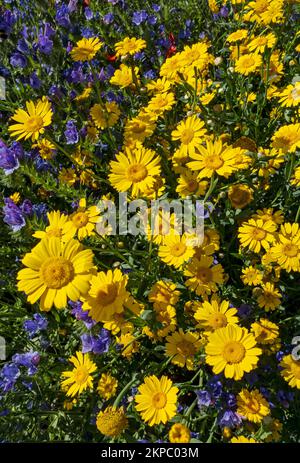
<box><xmin>132</xmin><ymin>10</ymin><xmax>148</xmax><ymax>26</ymax></box>
<box><xmin>0</xmin><ymin>363</ymin><xmax>20</xmax><ymax>392</ymax></box>
<box><xmin>103</xmin><ymin>13</ymin><xmax>114</xmax><ymax>25</ymax></box>
<box><xmin>10</xmin><ymin>52</ymin><xmax>27</xmax><ymax>68</ymax></box>
<box><xmin>196</xmin><ymin>390</ymin><xmax>212</xmax><ymax>409</ymax></box>
<box><xmin>64</xmin><ymin>120</ymin><xmax>79</xmax><ymax>144</ymax></box>
<box><xmin>23</xmin><ymin>313</ymin><xmax>48</xmax><ymax>339</ymax></box>
<box><xmin>0</xmin><ymin>140</ymin><xmax>19</xmax><ymax>175</ymax></box>
<box><xmin>3</xmin><ymin>198</ymin><xmax>25</xmax><ymax>232</ymax></box>
<box><xmin>81</xmin><ymin>329</ymin><xmax>111</xmax><ymax>355</ymax></box>
<box><xmin>37</xmin><ymin>35</ymin><xmax>53</xmax><ymax>54</ymax></box>
<box><xmin>218</xmin><ymin>410</ymin><xmax>243</xmax><ymax>428</ymax></box>
<box><xmin>69</xmin><ymin>300</ymin><xmax>95</xmax><ymax>329</ymax></box>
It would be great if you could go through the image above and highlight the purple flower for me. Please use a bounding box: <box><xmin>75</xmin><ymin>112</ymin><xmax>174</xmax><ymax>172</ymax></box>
<box><xmin>208</xmin><ymin>377</ymin><xmax>223</xmax><ymax>398</ymax></box>
<box><xmin>69</xmin><ymin>300</ymin><xmax>95</xmax><ymax>329</ymax></box>
<box><xmin>147</xmin><ymin>15</ymin><xmax>157</xmax><ymax>25</ymax></box>
<box><xmin>103</xmin><ymin>13</ymin><xmax>114</xmax><ymax>25</ymax></box>
<box><xmin>218</xmin><ymin>410</ymin><xmax>243</xmax><ymax>428</ymax></box>
<box><xmin>20</xmin><ymin>199</ymin><xmax>33</xmax><ymax>216</ymax></box>
<box><xmin>10</xmin><ymin>52</ymin><xmax>27</xmax><ymax>68</ymax></box>
<box><xmin>81</xmin><ymin>329</ymin><xmax>111</xmax><ymax>355</ymax></box>
<box><xmin>55</xmin><ymin>5</ymin><xmax>71</xmax><ymax>28</ymax></box>
<box><xmin>132</xmin><ymin>10</ymin><xmax>148</xmax><ymax>26</ymax></box>
<box><xmin>12</xmin><ymin>352</ymin><xmax>40</xmax><ymax>375</ymax></box>
<box><xmin>144</xmin><ymin>69</ymin><xmax>156</xmax><ymax>80</ymax></box>
<box><xmin>0</xmin><ymin>363</ymin><xmax>20</xmax><ymax>392</ymax></box>
<box><xmin>32</xmin><ymin>203</ymin><xmax>48</xmax><ymax>220</ymax></box>
<box><xmin>84</xmin><ymin>7</ymin><xmax>93</xmax><ymax>20</ymax></box>
<box><xmin>29</xmin><ymin>72</ymin><xmax>41</xmax><ymax>89</ymax></box>
<box><xmin>237</xmin><ymin>303</ymin><xmax>252</xmax><ymax>319</ymax></box>
<box><xmin>3</xmin><ymin>198</ymin><xmax>25</xmax><ymax>232</ymax></box>
<box><xmin>220</xmin><ymin>6</ymin><xmax>229</xmax><ymax>18</ymax></box>
<box><xmin>152</xmin><ymin>4</ymin><xmax>160</xmax><ymax>12</ymax></box>
<box><xmin>17</xmin><ymin>38</ymin><xmax>29</xmax><ymax>54</ymax></box>
<box><xmin>196</xmin><ymin>390</ymin><xmax>212</xmax><ymax>409</ymax></box>
<box><xmin>0</xmin><ymin>9</ymin><xmax>16</xmax><ymax>35</ymax></box>
<box><xmin>64</xmin><ymin>120</ymin><xmax>79</xmax><ymax>144</ymax></box>
<box><xmin>37</xmin><ymin>35</ymin><xmax>53</xmax><ymax>54</ymax></box>
<box><xmin>68</xmin><ymin>0</ymin><xmax>78</xmax><ymax>13</ymax></box>
<box><xmin>0</xmin><ymin>140</ymin><xmax>19</xmax><ymax>175</ymax></box>
<box><xmin>23</xmin><ymin>313</ymin><xmax>48</xmax><ymax>339</ymax></box>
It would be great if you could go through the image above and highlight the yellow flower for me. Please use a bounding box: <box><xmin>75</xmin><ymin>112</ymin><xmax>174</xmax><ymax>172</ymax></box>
<box><xmin>146</xmin><ymin>77</ymin><xmax>172</xmax><ymax>94</ymax></box>
<box><xmin>251</xmin><ymin>318</ymin><xmax>279</xmax><ymax>344</ymax></box>
<box><xmin>17</xmin><ymin>237</ymin><xmax>94</xmax><ymax>311</ymax></box>
<box><xmin>74</xmin><ymin>87</ymin><xmax>92</xmax><ymax>102</ymax></box>
<box><xmin>271</xmin><ymin>123</ymin><xmax>300</xmax><ymax>153</ymax></box>
<box><xmin>234</xmin><ymin>53</ymin><xmax>262</xmax><ymax>75</ymax></box>
<box><xmin>58</xmin><ymin>167</ymin><xmax>77</xmax><ymax>185</ymax></box>
<box><xmin>109</xmin><ymin>143</ymin><xmax>161</xmax><ymax>198</ymax></box>
<box><xmin>226</xmin><ymin>30</ymin><xmax>248</xmax><ymax>43</ymax></box>
<box><xmin>124</xmin><ymin>111</ymin><xmax>156</xmax><ymax>143</ymax></box>
<box><xmin>90</xmin><ymin>101</ymin><xmax>120</xmax><ymax>129</ymax></box>
<box><xmin>269</xmin><ymin>223</ymin><xmax>300</xmax><ymax>272</ymax></box>
<box><xmin>165</xmin><ymin>329</ymin><xmax>202</xmax><ymax>370</ymax></box>
<box><xmin>9</xmin><ymin>192</ymin><xmax>21</xmax><ymax>204</ymax></box>
<box><xmin>194</xmin><ymin>298</ymin><xmax>239</xmax><ymax>332</ymax></box>
<box><xmin>70</xmin><ymin>37</ymin><xmax>102</xmax><ymax>62</ymax></box>
<box><xmin>237</xmin><ymin>389</ymin><xmax>270</xmax><ymax>423</ymax></box>
<box><xmin>97</xmin><ymin>373</ymin><xmax>118</xmax><ymax>400</ymax></box>
<box><xmin>148</xmin><ymin>280</ymin><xmax>180</xmax><ymax>311</ymax></box>
<box><xmin>110</xmin><ymin>63</ymin><xmax>140</xmax><ymax>88</ymax></box>
<box><xmin>280</xmin><ymin>355</ymin><xmax>300</xmax><ymax>389</ymax></box>
<box><xmin>32</xmin><ymin>138</ymin><xmax>56</xmax><ymax>160</ymax></box>
<box><xmin>291</xmin><ymin>166</ymin><xmax>300</xmax><ymax>187</ymax></box>
<box><xmin>230</xmin><ymin>436</ymin><xmax>257</xmax><ymax>443</ymax></box>
<box><xmin>62</xmin><ymin>199</ymin><xmax>100</xmax><ymax>241</ymax></box>
<box><xmin>256</xmin><ymin>282</ymin><xmax>281</xmax><ymax>311</ymax></box>
<box><xmin>33</xmin><ymin>210</ymin><xmax>69</xmax><ymax>241</ymax></box>
<box><xmin>248</xmin><ymin>33</ymin><xmax>276</xmax><ymax>53</ymax></box>
<box><xmin>135</xmin><ymin>375</ymin><xmax>178</xmax><ymax>426</ymax></box>
<box><xmin>176</xmin><ymin>169</ymin><xmax>208</xmax><ymax>198</ymax></box>
<box><xmin>241</xmin><ymin>266</ymin><xmax>263</xmax><ymax>286</ymax></box>
<box><xmin>145</xmin><ymin>92</ymin><xmax>176</xmax><ymax>118</ymax></box>
<box><xmin>82</xmin><ymin>268</ymin><xmax>129</xmax><ymax>322</ymax></box>
<box><xmin>238</xmin><ymin>219</ymin><xmax>276</xmax><ymax>253</ymax></box>
<box><xmin>9</xmin><ymin>97</ymin><xmax>53</xmax><ymax>141</ymax></box>
<box><xmin>116</xmin><ymin>332</ymin><xmax>139</xmax><ymax>358</ymax></box>
<box><xmin>171</xmin><ymin>115</ymin><xmax>207</xmax><ymax>157</ymax></box>
<box><xmin>205</xmin><ymin>324</ymin><xmax>262</xmax><ymax>380</ymax></box>
<box><xmin>96</xmin><ymin>406</ymin><xmax>128</xmax><ymax>437</ymax></box>
<box><xmin>184</xmin><ymin>256</ymin><xmax>224</xmax><ymax>296</ymax></box>
<box><xmin>61</xmin><ymin>351</ymin><xmax>97</xmax><ymax>397</ymax></box>
<box><xmin>228</xmin><ymin>184</ymin><xmax>254</xmax><ymax>209</ymax></box>
<box><xmin>187</xmin><ymin>139</ymin><xmax>241</xmax><ymax>180</ymax></box>
<box><xmin>158</xmin><ymin>233</ymin><xmax>195</xmax><ymax>269</ymax></box>
<box><xmin>115</xmin><ymin>37</ymin><xmax>146</xmax><ymax>57</ymax></box>
<box><xmin>252</xmin><ymin>207</ymin><xmax>284</xmax><ymax>225</ymax></box>
<box><xmin>169</xmin><ymin>423</ymin><xmax>191</xmax><ymax>443</ymax></box>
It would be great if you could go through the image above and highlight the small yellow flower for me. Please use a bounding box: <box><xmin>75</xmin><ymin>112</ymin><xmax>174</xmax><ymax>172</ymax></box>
<box><xmin>70</xmin><ymin>37</ymin><xmax>102</xmax><ymax>62</ymax></box>
<box><xmin>169</xmin><ymin>423</ymin><xmax>191</xmax><ymax>443</ymax></box>
<box><xmin>97</xmin><ymin>373</ymin><xmax>118</xmax><ymax>400</ymax></box>
<box><xmin>96</xmin><ymin>406</ymin><xmax>128</xmax><ymax>437</ymax></box>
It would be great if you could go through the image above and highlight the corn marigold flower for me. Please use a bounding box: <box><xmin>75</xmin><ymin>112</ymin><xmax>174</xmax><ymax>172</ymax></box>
<box><xmin>291</xmin><ymin>166</ymin><xmax>300</xmax><ymax>187</ymax></box>
<box><xmin>280</xmin><ymin>355</ymin><xmax>300</xmax><ymax>389</ymax></box>
<box><xmin>110</xmin><ymin>63</ymin><xmax>140</xmax><ymax>88</ymax></box>
<box><xmin>135</xmin><ymin>375</ymin><xmax>178</xmax><ymax>426</ymax></box>
<box><xmin>169</xmin><ymin>423</ymin><xmax>191</xmax><ymax>443</ymax></box>
<box><xmin>234</xmin><ymin>53</ymin><xmax>262</xmax><ymax>75</ymax></box>
<box><xmin>62</xmin><ymin>198</ymin><xmax>100</xmax><ymax>241</ymax></box>
<box><xmin>241</xmin><ymin>266</ymin><xmax>263</xmax><ymax>286</ymax></box>
<box><xmin>237</xmin><ymin>389</ymin><xmax>270</xmax><ymax>423</ymax></box>
<box><xmin>97</xmin><ymin>373</ymin><xmax>118</xmax><ymax>400</ymax></box>
<box><xmin>90</xmin><ymin>101</ymin><xmax>120</xmax><ymax>129</ymax></box>
<box><xmin>228</xmin><ymin>184</ymin><xmax>254</xmax><ymax>209</ymax></box>
<box><xmin>70</xmin><ymin>37</ymin><xmax>102</xmax><ymax>61</ymax></box>
<box><xmin>248</xmin><ymin>33</ymin><xmax>276</xmax><ymax>53</ymax></box>
<box><xmin>271</xmin><ymin>123</ymin><xmax>300</xmax><ymax>153</ymax></box>
<box><xmin>194</xmin><ymin>298</ymin><xmax>239</xmax><ymax>332</ymax></box>
<box><xmin>230</xmin><ymin>436</ymin><xmax>257</xmax><ymax>443</ymax></box>
<box><xmin>158</xmin><ymin>233</ymin><xmax>195</xmax><ymax>269</ymax></box>
<box><xmin>33</xmin><ymin>210</ymin><xmax>69</xmax><ymax>241</ymax></box>
<box><xmin>32</xmin><ymin>138</ymin><xmax>56</xmax><ymax>160</ymax></box>
<box><xmin>114</xmin><ymin>37</ymin><xmax>146</xmax><ymax>57</ymax></box>
<box><xmin>96</xmin><ymin>406</ymin><xmax>128</xmax><ymax>437</ymax></box>
<box><xmin>165</xmin><ymin>329</ymin><xmax>202</xmax><ymax>370</ymax></box>
<box><xmin>226</xmin><ymin>29</ymin><xmax>248</xmax><ymax>43</ymax></box>
<box><xmin>9</xmin><ymin>97</ymin><xmax>53</xmax><ymax>141</ymax></box>
<box><xmin>184</xmin><ymin>255</ymin><xmax>224</xmax><ymax>296</ymax></box>
<box><xmin>238</xmin><ymin>218</ymin><xmax>276</xmax><ymax>253</ymax></box>
<box><xmin>269</xmin><ymin>223</ymin><xmax>300</xmax><ymax>272</ymax></box>
<box><xmin>145</xmin><ymin>92</ymin><xmax>176</xmax><ymax>118</ymax></box>
<box><xmin>148</xmin><ymin>280</ymin><xmax>180</xmax><ymax>311</ymax></box>
<box><xmin>176</xmin><ymin>169</ymin><xmax>208</xmax><ymax>198</ymax></box>
<box><xmin>256</xmin><ymin>282</ymin><xmax>281</xmax><ymax>311</ymax></box>
<box><xmin>251</xmin><ymin>318</ymin><xmax>279</xmax><ymax>345</ymax></box>
<box><xmin>61</xmin><ymin>351</ymin><xmax>97</xmax><ymax>397</ymax></box>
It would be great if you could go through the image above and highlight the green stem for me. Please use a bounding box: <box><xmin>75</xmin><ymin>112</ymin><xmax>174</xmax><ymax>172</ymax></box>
<box><xmin>113</xmin><ymin>374</ymin><xmax>138</xmax><ymax>408</ymax></box>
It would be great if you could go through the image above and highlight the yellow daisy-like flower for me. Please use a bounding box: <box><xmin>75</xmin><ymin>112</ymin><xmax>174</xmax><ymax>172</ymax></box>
<box><xmin>280</xmin><ymin>354</ymin><xmax>300</xmax><ymax>389</ymax></box>
<box><xmin>116</xmin><ymin>332</ymin><xmax>140</xmax><ymax>358</ymax></box>
<box><xmin>279</xmin><ymin>82</ymin><xmax>300</xmax><ymax>108</ymax></box>
<box><xmin>115</xmin><ymin>36</ymin><xmax>146</xmax><ymax>57</ymax></box>
<box><xmin>237</xmin><ymin>389</ymin><xmax>270</xmax><ymax>423</ymax></box>
<box><xmin>226</xmin><ymin>29</ymin><xmax>248</xmax><ymax>43</ymax></box>
<box><xmin>146</xmin><ymin>77</ymin><xmax>172</xmax><ymax>94</ymax></box>
<box><xmin>169</xmin><ymin>423</ymin><xmax>191</xmax><ymax>443</ymax></box>
<box><xmin>145</xmin><ymin>92</ymin><xmax>176</xmax><ymax>118</ymax></box>
<box><xmin>171</xmin><ymin>115</ymin><xmax>207</xmax><ymax>157</ymax></box>
<box><xmin>176</xmin><ymin>169</ymin><xmax>208</xmax><ymax>198</ymax></box>
<box><xmin>124</xmin><ymin>111</ymin><xmax>156</xmax><ymax>143</ymax></box>
<box><xmin>194</xmin><ymin>299</ymin><xmax>239</xmax><ymax>332</ymax></box>
<box><xmin>230</xmin><ymin>436</ymin><xmax>257</xmax><ymax>443</ymax></box>
<box><xmin>96</xmin><ymin>406</ymin><xmax>128</xmax><ymax>437</ymax></box>
<box><xmin>61</xmin><ymin>351</ymin><xmax>97</xmax><ymax>397</ymax></box>
<box><xmin>32</xmin><ymin>138</ymin><xmax>56</xmax><ymax>160</ymax></box>
<box><xmin>158</xmin><ymin>233</ymin><xmax>195</xmax><ymax>269</ymax></box>
<box><xmin>271</xmin><ymin>123</ymin><xmax>300</xmax><ymax>153</ymax></box>
<box><xmin>205</xmin><ymin>324</ymin><xmax>262</xmax><ymax>380</ymax></box>
<box><xmin>17</xmin><ymin>237</ymin><xmax>94</xmax><ymax>311</ymax></box>
<box><xmin>251</xmin><ymin>318</ymin><xmax>279</xmax><ymax>345</ymax></box>
<box><xmin>291</xmin><ymin>166</ymin><xmax>300</xmax><ymax>187</ymax></box>
<box><xmin>62</xmin><ymin>199</ymin><xmax>100</xmax><ymax>241</ymax></box>
<box><xmin>135</xmin><ymin>375</ymin><xmax>178</xmax><ymax>426</ymax></box>
<box><xmin>110</xmin><ymin>63</ymin><xmax>140</xmax><ymax>88</ymax></box>
<box><xmin>9</xmin><ymin>97</ymin><xmax>53</xmax><ymax>141</ymax></box>
<box><xmin>228</xmin><ymin>184</ymin><xmax>254</xmax><ymax>209</ymax></box>
<box><xmin>187</xmin><ymin>139</ymin><xmax>241</xmax><ymax>180</ymax></box>
<box><xmin>269</xmin><ymin>223</ymin><xmax>300</xmax><ymax>272</ymax></box>
<box><xmin>148</xmin><ymin>280</ymin><xmax>180</xmax><ymax>311</ymax></box>
<box><xmin>82</xmin><ymin>268</ymin><xmax>129</xmax><ymax>322</ymax></box>
<box><xmin>252</xmin><ymin>207</ymin><xmax>284</xmax><ymax>225</ymax></box>
<box><xmin>234</xmin><ymin>53</ymin><xmax>262</xmax><ymax>75</ymax></box>
<box><xmin>33</xmin><ymin>210</ymin><xmax>69</xmax><ymax>241</ymax></box>
<box><xmin>109</xmin><ymin>143</ymin><xmax>161</xmax><ymax>197</ymax></box>
<box><xmin>238</xmin><ymin>218</ymin><xmax>276</xmax><ymax>253</ymax></box>
<box><xmin>58</xmin><ymin>167</ymin><xmax>77</xmax><ymax>185</ymax></box>
<box><xmin>90</xmin><ymin>101</ymin><xmax>120</xmax><ymax>129</ymax></box>
<box><xmin>248</xmin><ymin>33</ymin><xmax>276</xmax><ymax>53</ymax></box>
<box><xmin>165</xmin><ymin>329</ymin><xmax>202</xmax><ymax>370</ymax></box>
<box><xmin>184</xmin><ymin>256</ymin><xmax>224</xmax><ymax>296</ymax></box>
<box><xmin>70</xmin><ymin>37</ymin><xmax>102</xmax><ymax>62</ymax></box>
<box><xmin>97</xmin><ymin>373</ymin><xmax>118</xmax><ymax>400</ymax></box>
<box><xmin>241</xmin><ymin>266</ymin><xmax>263</xmax><ymax>286</ymax></box>
<box><xmin>256</xmin><ymin>282</ymin><xmax>281</xmax><ymax>311</ymax></box>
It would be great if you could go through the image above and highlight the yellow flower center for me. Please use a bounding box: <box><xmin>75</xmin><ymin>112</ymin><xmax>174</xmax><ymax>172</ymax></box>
<box><xmin>47</xmin><ymin>227</ymin><xmax>62</xmax><ymax>238</ymax></box>
<box><xmin>283</xmin><ymin>243</ymin><xmax>298</xmax><ymax>257</ymax></box>
<box><xmin>205</xmin><ymin>155</ymin><xmax>224</xmax><ymax>170</ymax></box>
<box><xmin>40</xmin><ymin>257</ymin><xmax>74</xmax><ymax>289</ymax></box>
<box><xmin>251</xmin><ymin>227</ymin><xmax>266</xmax><ymax>240</ymax></box>
<box><xmin>196</xmin><ymin>267</ymin><xmax>212</xmax><ymax>283</ymax></box>
<box><xmin>242</xmin><ymin>57</ymin><xmax>255</xmax><ymax>69</ymax></box>
<box><xmin>72</xmin><ymin>212</ymin><xmax>89</xmax><ymax>228</ymax></box>
<box><xmin>127</xmin><ymin>164</ymin><xmax>148</xmax><ymax>182</ymax></box>
<box><xmin>78</xmin><ymin>46</ymin><xmax>94</xmax><ymax>58</ymax></box>
<box><xmin>187</xmin><ymin>179</ymin><xmax>198</xmax><ymax>192</ymax></box>
<box><xmin>25</xmin><ymin>115</ymin><xmax>44</xmax><ymax>133</ymax></box>
<box><xmin>208</xmin><ymin>313</ymin><xmax>228</xmax><ymax>329</ymax></box>
<box><xmin>74</xmin><ymin>366</ymin><xmax>89</xmax><ymax>385</ymax></box>
<box><xmin>181</xmin><ymin>128</ymin><xmax>195</xmax><ymax>144</ymax></box>
<box><xmin>246</xmin><ymin>398</ymin><xmax>261</xmax><ymax>413</ymax></box>
<box><xmin>152</xmin><ymin>391</ymin><xmax>167</xmax><ymax>409</ymax></box>
<box><xmin>97</xmin><ymin>284</ymin><xmax>118</xmax><ymax>306</ymax></box>
<box><xmin>222</xmin><ymin>341</ymin><xmax>246</xmax><ymax>363</ymax></box>
<box><xmin>97</xmin><ymin>407</ymin><xmax>128</xmax><ymax>437</ymax></box>
<box><xmin>156</xmin><ymin>97</ymin><xmax>169</xmax><ymax>108</ymax></box>
<box><xmin>170</xmin><ymin>242</ymin><xmax>187</xmax><ymax>257</ymax></box>
<box><xmin>132</xmin><ymin>121</ymin><xmax>147</xmax><ymax>133</ymax></box>
<box><xmin>177</xmin><ymin>340</ymin><xmax>196</xmax><ymax>356</ymax></box>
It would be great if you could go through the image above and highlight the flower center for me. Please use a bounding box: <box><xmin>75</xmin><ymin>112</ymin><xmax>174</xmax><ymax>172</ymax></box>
<box><xmin>72</xmin><ymin>212</ymin><xmax>89</xmax><ymax>228</ymax></box>
<box><xmin>132</xmin><ymin>122</ymin><xmax>147</xmax><ymax>133</ymax></box>
<box><xmin>97</xmin><ymin>284</ymin><xmax>118</xmax><ymax>306</ymax></box>
<box><xmin>283</xmin><ymin>243</ymin><xmax>298</xmax><ymax>257</ymax></box>
<box><xmin>251</xmin><ymin>227</ymin><xmax>266</xmax><ymax>240</ymax></box>
<box><xmin>187</xmin><ymin>179</ymin><xmax>198</xmax><ymax>192</ymax></box>
<box><xmin>177</xmin><ymin>340</ymin><xmax>196</xmax><ymax>356</ymax></box>
<box><xmin>208</xmin><ymin>313</ymin><xmax>228</xmax><ymax>329</ymax></box>
<box><xmin>25</xmin><ymin>116</ymin><xmax>44</xmax><ymax>132</ymax></box>
<box><xmin>243</xmin><ymin>57</ymin><xmax>255</xmax><ymax>68</ymax></box>
<box><xmin>222</xmin><ymin>341</ymin><xmax>246</xmax><ymax>363</ymax></box>
<box><xmin>152</xmin><ymin>391</ymin><xmax>167</xmax><ymax>409</ymax></box>
<box><xmin>47</xmin><ymin>227</ymin><xmax>62</xmax><ymax>238</ymax></box>
<box><xmin>74</xmin><ymin>366</ymin><xmax>89</xmax><ymax>385</ymax></box>
<box><xmin>127</xmin><ymin>164</ymin><xmax>148</xmax><ymax>182</ymax></box>
<box><xmin>205</xmin><ymin>155</ymin><xmax>224</xmax><ymax>170</ymax></box>
<box><xmin>79</xmin><ymin>46</ymin><xmax>94</xmax><ymax>58</ymax></box>
<box><xmin>40</xmin><ymin>257</ymin><xmax>74</xmax><ymax>289</ymax></box>
<box><xmin>170</xmin><ymin>242</ymin><xmax>187</xmax><ymax>257</ymax></box>
<box><xmin>196</xmin><ymin>267</ymin><xmax>212</xmax><ymax>283</ymax></box>
<box><xmin>246</xmin><ymin>398</ymin><xmax>261</xmax><ymax>413</ymax></box>
<box><xmin>181</xmin><ymin>128</ymin><xmax>195</xmax><ymax>144</ymax></box>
